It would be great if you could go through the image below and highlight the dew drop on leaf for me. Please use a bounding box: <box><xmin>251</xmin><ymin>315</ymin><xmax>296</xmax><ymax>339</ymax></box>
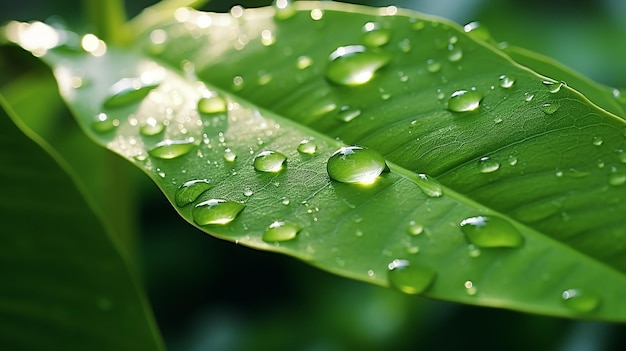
<box><xmin>91</xmin><ymin>113</ymin><xmax>119</xmax><ymax>133</ymax></box>
<box><xmin>459</xmin><ymin>215</ymin><xmax>524</xmax><ymax>248</ymax></box>
<box><xmin>326</xmin><ymin>146</ymin><xmax>387</xmax><ymax>184</ymax></box>
<box><xmin>541</xmin><ymin>102</ymin><xmax>560</xmax><ymax>115</ymax></box>
<box><xmin>478</xmin><ymin>156</ymin><xmax>500</xmax><ymax>173</ymax></box>
<box><xmin>426</xmin><ymin>58</ymin><xmax>442</xmax><ymax>73</ymax></box>
<box><xmin>592</xmin><ymin>136</ymin><xmax>603</xmax><ymax>146</ymax></box>
<box><xmin>337</xmin><ymin>106</ymin><xmax>361</xmax><ymax>122</ymax></box>
<box><xmin>263</xmin><ymin>221</ymin><xmax>300</xmax><ymax>242</ymax></box>
<box><xmin>447</xmin><ymin>46</ymin><xmax>463</xmax><ymax>62</ymax></box>
<box><xmin>609</xmin><ymin>172</ymin><xmax>626</xmax><ymax>186</ymax></box>
<box><xmin>253</xmin><ymin>150</ymin><xmax>287</xmax><ymax>172</ymax></box>
<box><xmin>103</xmin><ymin>78</ymin><xmax>160</xmax><ymax>109</ymax></box>
<box><xmin>148</xmin><ymin>138</ymin><xmax>196</xmax><ymax>159</ymax></box>
<box><xmin>175</xmin><ymin>179</ymin><xmax>212</xmax><ymax>207</ymax></box>
<box><xmin>543</xmin><ymin>80</ymin><xmax>565</xmax><ymax>93</ymax></box>
<box><xmin>139</xmin><ymin>117</ymin><xmax>164</xmax><ymax>136</ymax></box>
<box><xmin>464</xmin><ymin>280</ymin><xmax>478</xmax><ymax>296</ymax></box>
<box><xmin>498</xmin><ymin>74</ymin><xmax>515</xmax><ymax>88</ymax></box>
<box><xmin>197</xmin><ymin>96</ymin><xmax>227</xmax><ymax>115</ymax></box>
<box><xmin>297</xmin><ymin>139</ymin><xmax>318</xmax><ymax>154</ymax></box>
<box><xmin>273</xmin><ymin>0</ymin><xmax>296</xmax><ymax>20</ymax></box>
<box><xmin>398</xmin><ymin>38</ymin><xmax>412</xmax><ymax>53</ymax></box>
<box><xmin>447</xmin><ymin>90</ymin><xmax>483</xmax><ymax>112</ymax></box>
<box><xmin>296</xmin><ymin>55</ymin><xmax>314</xmax><ymax>69</ymax></box>
<box><xmin>561</xmin><ymin>289</ymin><xmax>600</xmax><ymax>313</ymax></box>
<box><xmin>406</xmin><ymin>221</ymin><xmax>424</xmax><ymax>236</ymax></box>
<box><xmin>415</xmin><ymin>173</ymin><xmax>443</xmax><ymax>197</ymax></box>
<box><xmin>223</xmin><ymin>148</ymin><xmax>237</xmax><ymax>162</ymax></box>
<box><xmin>361</xmin><ymin>22</ymin><xmax>391</xmax><ymax>47</ymax></box>
<box><xmin>387</xmin><ymin>259</ymin><xmax>436</xmax><ymax>294</ymax></box>
<box><xmin>192</xmin><ymin>199</ymin><xmax>245</xmax><ymax>225</ymax></box>
<box><xmin>325</xmin><ymin>45</ymin><xmax>391</xmax><ymax>86</ymax></box>
<box><xmin>463</xmin><ymin>21</ymin><xmax>491</xmax><ymax>41</ymax></box>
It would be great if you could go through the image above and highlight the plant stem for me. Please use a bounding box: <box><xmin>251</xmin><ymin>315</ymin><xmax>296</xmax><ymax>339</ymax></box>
<box><xmin>82</xmin><ymin>0</ymin><xmax>128</xmax><ymax>45</ymax></box>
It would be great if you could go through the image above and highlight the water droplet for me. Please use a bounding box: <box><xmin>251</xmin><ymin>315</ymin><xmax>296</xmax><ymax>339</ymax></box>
<box><xmin>327</xmin><ymin>146</ymin><xmax>387</xmax><ymax>184</ymax></box>
<box><xmin>281</xmin><ymin>197</ymin><xmax>290</xmax><ymax>205</ymax></box>
<box><xmin>197</xmin><ymin>96</ymin><xmax>227</xmax><ymax>115</ymax></box>
<box><xmin>140</xmin><ymin>117</ymin><xmax>164</xmax><ymax>136</ymax></box>
<box><xmin>192</xmin><ymin>199</ymin><xmax>245</xmax><ymax>225</ymax></box>
<box><xmin>224</xmin><ymin>148</ymin><xmax>237</xmax><ymax>162</ymax></box>
<box><xmin>398</xmin><ymin>38</ymin><xmax>412</xmax><ymax>53</ymax></box>
<box><xmin>406</xmin><ymin>221</ymin><xmax>424</xmax><ymax>236</ymax></box>
<box><xmin>464</xmin><ymin>280</ymin><xmax>478</xmax><ymax>295</ymax></box>
<box><xmin>337</xmin><ymin>106</ymin><xmax>362</xmax><ymax>122</ymax></box>
<box><xmin>232</xmin><ymin>75</ymin><xmax>245</xmax><ymax>91</ymax></box>
<box><xmin>253</xmin><ymin>150</ymin><xmax>287</xmax><ymax>172</ymax></box>
<box><xmin>297</xmin><ymin>139</ymin><xmax>318</xmax><ymax>154</ymax></box>
<box><xmin>463</xmin><ymin>21</ymin><xmax>491</xmax><ymax>41</ymax></box>
<box><xmin>592</xmin><ymin>136</ymin><xmax>603</xmax><ymax>146</ymax></box>
<box><xmin>460</xmin><ymin>215</ymin><xmax>523</xmax><ymax>248</ymax></box>
<box><xmin>243</xmin><ymin>188</ymin><xmax>253</xmax><ymax>197</ymax></box>
<box><xmin>103</xmin><ymin>78</ymin><xmax>160</xmax><ymax>109</ymax></box>
<box><xmin>508</xmin><ymin>155</ymin><xmax>518</xmax><ymax>166</ymax></box>
<box><xmin>524</xmin><ymin>93</ymin><xmax>534</xmax><ymax>102</ymax></box>
<box><xmin>296</xmin><ymin>55</ymin><xmax>313</xmax><ymax>69</ymax></box>
<box><xmin>467</xmin><ymin>244</ymin><xmax>481</xmax><ymax>257</ymax></box>
<box><xmin>273</xmin><ymin>0</ymin><xmax>296</xmax><ymax>20</ymax></box>
<box><xmin>426</xmin><ymin>58</ymin><xmax>441</xmax><ymax>73</ymax></box>
<box><xmin>609</xmin><ymin>172</ymin><xmax>626</xmax><ymax>186</ymax></box>
<box><xmin>91</xmin><ymin>113</ymin><xmax>119</xmax><ymax>133</ymax></box>
<box><xmin>361</xmin><ymin>22</ymin><xmax>390</xmax><ymax>47</ymax></box>
<box><xmin>498</xmin><ymin>74</ymin><xmax>515</xmax><ymax>88</ymax></box>
<box><xmin>175</xmin><ymin>179</ymin><xmax>211</xmax><ymax>207</ymax></box>
<box><xmin>310</xmin><ymin>8</ymin><xmax>323</xmax><ymax>21</ymax></box>
<box><xmin>618</xmin><ymin>151</ymin><xmax>626</xmax><ymax>164</ymax></box>
<box><xmin>541</xmin><ymin>102</ymin><xmax>560</xmax><ymax>115</ymax></box>
<box><xmin>478</xmin><ymin>156</ymin><xmax>500</xmax><ymax>173</ymax></box>
<box><xmin>447</xmin><ymin>90</ymin><xmax>483</xmax><ymax>112</ymax></box>
<box><xmin>415</xmin><ymin>173</ymin><xmax>443</xmax><ymax>197</ymax></box>
<box><xmin>325</xmin><ymin>45</ymin><xmax>391</xmax><ymax>86</ymax></box>
<box><xmin>263</xmin><ymin>221</ymin><xmax>300</xmax><ymax>242</ymax></box>
<box><xmin>561</xmin><ymin>289</ymin><xmax>600</xmax><ymax>313</ymax></box>
<box><xmin>148</xmin><ymin>138</ymin><xmax>196</xmax><ymax>159</ymax></box>
<box><xmin>543</xmin><ymin>80</ymin><xmax>565</xmax><ymax>93</ymax></box>
<box><xmin>447</xmin><ymin>46</ymin><xmax>463</xmax><ymax>62</ymax></box>
<box><xmin>387</xmin><ymin>259</ymin><xmax>436</xmax><ymax>294</ymax></box>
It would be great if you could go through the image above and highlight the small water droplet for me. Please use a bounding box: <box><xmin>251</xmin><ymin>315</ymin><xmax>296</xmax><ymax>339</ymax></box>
<box><xmin>561</xmin><ymin>289</ymin><xmax>600</xmax><ymax>313</ymax></box>
<box><xmin>524</xmin><ymin>93</ymin><xmax>534</xmax><ymax>102</ymax></box>
<box><xmin>263</xmin><ymin>221</ymin><xmax>300</xmax><ymax>242</ymax></box>
<box><xmin>387</xmin><ymin>259</ymin><xmax>436</xmax><ymax>294</ymax></box>
<box><xmin>609</xmin><ymin>172</ymin><xmax>626</xmax><ymax>186</ymax></box>
<box><xmin>447</xmin><ymin>46</ymin><xmax>463</xmax><ymax>62</ymax></box>
<box><xmin>541</xmin><ymin>102</ymin><xmax>560</xmax><ymax>115</ymax></box>
<box><xmin>447</xmin><ymin>90</ymin><xmax>483</xmax><ymax>112</ymax></box>
<box><xmin>325</xmin><ymin>45</ymin><xmax>391</xmax><ymax>86</ymax></box>
<box><xmin>618</xmin><ymin>151</ymin><xmax>626</xmax><ymax>164</ymax></box>
<box><xmin>592</xmin><ymin>136</ymin><xmax>603</xmax><ymax>146</ymax></box>
<box><xmin>337</xmin><ymin>106</ymin><xmax>362</xmax><ymax>122</ymax></box>
<box><xmin>273</xmin><ymin>0</ymin><xmax>296</xmax><ymax>20</ymax></box>
<box><xmin>426</xmin><ymin>58</ymin><xmax>441</xmax><ymax>73</ymax></box>
<box><xmin>103</xmin><ymin>78</ymin><xmax>160</xmax><ymax>109</ymax></box>
<box><xmin>192</xmin><ymin>199</ymin><xmax>245</xmax><ymax>225</ymax></box>
<box><xmin>326</xmin><ymin>146</ymin><xmax>387</xmax><ymax>184</ymax></box>
<box><xmin>253</xmin><ymin>150</ymin><xmax>287</xmax><ymax>172</ymax></box>
<box><xmin>415</xmin><ymin>173</ymin><xmax>443</xmax><ymax>197</ymax></box>
<box><xmin>148</xmin><ymin>138</ymin><xmax>196</xmax><ymax>159</ymax></box>
<box><xmin>508</xmin><ymin>155</ymin><xmax>518</xmax><ymax>166</ymax></box>
<box><xmin>498</xmin><ymin>74</ymin><xmax>515</xmax><ymax>88</ymax></box>
<box><xmin>91</xmin><ymin>113</ymin><xmax>119</xmax><ymax>133</ymax></box>
<box><xmin>361</xmin><ymin>22</ymin><xmax>390</xmax><ymax>47</ymax></box>
<box><xmin>460</xmin><ymin>215</ymin><xmax>523</xmax><ymax>248</ymax></box>
<box><xmin>543</xmin><ymin>80</ymin><xmax>565</xmax><ymax>93</ymax></box>
<box><xmin>478</xmin><ymin>156</ymin><xmax>500</xmax><ymax>173</ymax></box>
<box><xmin>223</xmin><ymin>148</ymin><xmax>237</xmax><ymax>162</ymax></box>
<box><xmin>406</xmin><ymin>221</ymin><xmax>424</xmax><ymax>236</ymax></box>
<box><xmin>467</xmin><ymin>244</ymin><xmax>481</xmax><ymax>257</ymax></box>
<box><xmin>297</xmin><ymin>139</ymin><xmax>318</xmax><ymax>154</ymax></box>
<box><xmin>198</xmin><ymin>96</ymin><xmax>227</xmax><ymax>115</ymax></box>
<box><xmin>398</xmin><ymin>38</ymin><xmax>412</xmax><ymax>53</ymax></box>
<box><xmin>296</xmin><ymin>55</ymin><xmax>313</xmax><ymax>69</ymax></box>
<box><xmin>175</xmin><ymin>179</ymin><xmax>211</xmax><ymax>207</ymax></box>
<box><xmin>140</xmin><ymin>117</ymin><xmax>164</xmax><ymax>136</ymax></box>
<box><xmin>463</xmin><ymin>21</ymin><xmax>491</xmax><ymax>41</ymax></box>
<box><xmin>243</xmin><ymin>188</ymin><xmax>253</xmax><ymax>197</ymax></box>
<box><xmin>232</xmin><ymin>75</ymin><xmax>245</xmax><ymax>91</ymax></box>
<box><xmin>281</xmin><ymin>197</ymin><xmax>290</xmax><ymax>205</ymax></box>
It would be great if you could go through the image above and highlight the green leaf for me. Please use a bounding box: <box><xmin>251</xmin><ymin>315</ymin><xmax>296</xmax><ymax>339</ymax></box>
<box><xmin>7</xmin><ymin>1</ymin><xmax>626</xmax><ymax>321</ymax></box>
<box><xmin>0</xmin><ymin>97</ymin><xmax>164</xmax><ymax>350</ymax></box>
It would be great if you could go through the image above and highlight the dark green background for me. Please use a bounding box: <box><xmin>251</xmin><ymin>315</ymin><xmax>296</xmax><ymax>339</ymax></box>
<box><xmin>1</xmin><ymin>1</ymin><xmax>625</xmax><ymax>350</ymax></box>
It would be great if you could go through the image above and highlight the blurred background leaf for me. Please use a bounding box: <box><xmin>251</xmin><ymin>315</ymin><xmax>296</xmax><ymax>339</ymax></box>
<box><xmin>1</xmin><ymin>1</ymin><xmax>625</xmax><ymax>350</ymax></box>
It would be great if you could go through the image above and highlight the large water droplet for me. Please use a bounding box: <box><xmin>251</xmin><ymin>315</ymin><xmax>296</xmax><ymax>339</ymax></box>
<box><xmin>148</xmin><ymin>138</ymin><xmax>195</xmax><ymax>159</ymax></box>
<box><xmin>387</xmin><ymin>259</ymin><xmax>436</xmax><ymax>294</ymax></box>
<box><xmin>327</xmin><ymin>146</ymin><xmax>387</xmax><ymax>184</ymax></box>
<box><xmin>91</xmin><ymin>113</ymin><xmax>119</xmax><ymax>133</ymax></box>
<box><xmin>460</xmin><ymin>215</ymin><xmax>523</xmax><ymax>248</ymax></box>
<box><xmin>415</xmin><ymin>173</ymin><xmax>443</xmax><ymax>197</ymax></box>
<box><xmin>361</xmin><ymin>22</ymin><xmax>391</xmax><ymax>47</ymax></box>
<box><xmin>192</xmin><ymin>199</ymin><xmax>245</xmax><ymax>225</ymax></box>
<box><xmin>253</xmin><ymin>150</ymin><xmax>287</xmax><ymax>172</ymax></box>
<box><xmin>197</xmin><ymin>96</ymin><xmax>227</xmax><ymax>115</ymax></box>
<box><xmin>478</xmin><ymin>156</ymin><xmax>500</xmax><ymax>173</ymax></box>
<box><xmin>541</xmin><ymin>102</ymin><xmax>560</xmax><ymax>115</ymax></box>
<box><xmin>263</xmin><ymin>221</ymin><xmax>301</xmax><ymax>242</ymax></box>
<box><xmin>103</xmin><ymin>78</ymin><xmax>160</xmax><ymax>109</ymax></box>
<box><xmin>175</xmin><ymin>179</ymin><xmax>212</xmax><ymax>207</ymax></box>
<box><xmin>325</xmin><ymin>45</ymin><xmax>391</xmax><ymax>86</ymax></box>
<box><xmin>499</xmin><ymin>74</ymin><xmax>515</xmax><ymax>88</ymax></box>
<box><xmin>447</xmin><ymin>90</ymin><xmax>483</xmax><ymax>112</ymax></box>
<box><xmin>297</xmin><ymin>139</ymin><xmax>318</xmax><ymax>154</ymax></box>
<box><xmin>561</xmin><ymin>289</ymin><xmax>600</xmax><ymax>313</ymax></box>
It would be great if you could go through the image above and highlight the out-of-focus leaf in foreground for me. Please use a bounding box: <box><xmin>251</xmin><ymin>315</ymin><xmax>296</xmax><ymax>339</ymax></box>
<box><xmin>0</xmin><ymin>98</ymin><xmax>164</xmax><ymax>350</ymax></box>
<box><xmin>5</xmin><ymin>1</ymin><xmax>626</xmax><ymax>321</ymax></box>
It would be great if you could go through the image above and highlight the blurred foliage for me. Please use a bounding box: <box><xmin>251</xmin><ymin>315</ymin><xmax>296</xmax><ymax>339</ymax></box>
<box><xmin>1</xmin><ymin>1</ymin><xmax>625</xmax><ymax>350</ymax></box>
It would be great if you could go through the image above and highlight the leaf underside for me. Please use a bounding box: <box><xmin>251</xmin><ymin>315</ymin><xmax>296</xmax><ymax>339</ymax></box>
<box><xmin>8</xmin><ymin>1</ymin><xmax>626</xmax><ymax>321</ymax></box>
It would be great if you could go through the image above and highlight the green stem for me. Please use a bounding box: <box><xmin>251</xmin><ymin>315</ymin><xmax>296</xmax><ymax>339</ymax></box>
<box><xmin>83</xmin><ymin>0</ymin><xmax>128</xmax><ymax>45</ymax></box>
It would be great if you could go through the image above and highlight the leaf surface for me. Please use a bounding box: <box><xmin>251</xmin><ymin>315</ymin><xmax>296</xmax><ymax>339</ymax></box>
<box><xmin>7</xmin><ymin>1</ymin><xmax>626</xmax><ymax>320</ymax></box>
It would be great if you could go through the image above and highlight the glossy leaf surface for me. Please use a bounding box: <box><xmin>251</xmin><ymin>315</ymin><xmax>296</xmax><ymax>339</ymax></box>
<box><xmin>7</xmin><ymin>1</ymin><xmax>626</xmax><ymax>321</ymax></box>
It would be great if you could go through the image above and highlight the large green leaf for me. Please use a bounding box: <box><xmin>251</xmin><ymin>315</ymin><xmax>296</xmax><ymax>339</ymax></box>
<box><xmin>6</xmin><ymin>1</ymin><xmax>626</xmax><ymax>320</ymax></box>
<box><xmin>0</xmin><ymin>98</ymin><xmax>164</xmax><ymax>350</ymax></box>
